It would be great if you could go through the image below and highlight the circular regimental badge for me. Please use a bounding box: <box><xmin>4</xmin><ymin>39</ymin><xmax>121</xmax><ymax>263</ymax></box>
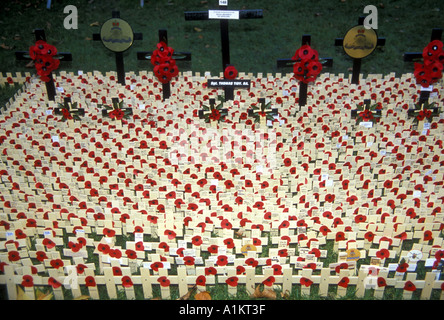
<box><xmin>407</xmin><ymin>250</ymin><xmax>423</xmax><ymax>263</ymax></box>
<box><xmin>346</xmin><ymin>248</ymin><xmax>361</xmax><ymax>261</ymax></box>
<box><xmin>342</xmin><ymin>25</ymin><xmax>378</xmax><ymax>59</ymax></box>
<box><xmin>100</xmin><ymin>18</ymin><xmax>134</xmax><ymax>53</ymax></box>
<box><xmin>241</xmin><ymin>244</ymin><xmax>257</xmax><ymax>256</ymax></box>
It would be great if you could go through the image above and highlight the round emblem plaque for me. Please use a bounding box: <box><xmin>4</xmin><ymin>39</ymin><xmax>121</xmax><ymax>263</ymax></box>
<box><xmin>100</xmin><ymin>18</ymin><xmax>134</xmax><ymax>53</ymax></box>
<box><xmin>342</xmin><ymin>25</ymin><xmax>378</xmax><ymax>59</ymax></box>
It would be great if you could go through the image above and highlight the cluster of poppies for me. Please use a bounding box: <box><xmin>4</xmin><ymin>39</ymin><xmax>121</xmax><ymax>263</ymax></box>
<box><xmin>292</xmin><ymin>44</ymin><xmax>323</xmax><ymax>84</ymax></box>
<box><xmin>150</xmin><ymin>41</ymin><xmax>179</xmax><ymax>84</ymax></box>
<box><xmin>29</xmin><ymin>40</ymin><xmax>60</xmax><ymax>82</ymax></box>
<box><xmin>414</xmin><ymin>39</ymin><xmax>444</xmax><ymax>88</ymax></box>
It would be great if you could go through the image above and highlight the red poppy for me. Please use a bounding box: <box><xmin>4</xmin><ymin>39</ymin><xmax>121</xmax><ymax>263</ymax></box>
<box><xmin>50</xmin><ymin>259</ymin><xmax>64</xmax><ymax>269</ymax></box>
<box><xmin>183</xmin><ymin>256</ymin><xmax>195</xmax><ymax>266</ymax></box>
<box><xmin>36</xmin><ymin>251</ymin><xmax>48</xmax><ymax>262</ymax></box>
<box><xmin>122</xmin><ymin>276</ymin><xmax>133</xmax><ymax>288</ymax></box>
<box><xmin>224</xmin><ymin>65</ymin><xmax>238</xmax><ymax>80</ymax></box>
<box><xmin>404</xmin><ymin>281</ymin><xmax>416</xmax><ymax>292</ymax></box>
<box><xmin>300</xmin><ymin>277</ymin><xmax>313</xmax><ymax>287</ymax></box>
<box><xmin>396</xmin><ymin>262</ymin><xmax>409</xmax><ymax>273</ymax></box>
<box><xmin>245</xmin><ymin>258</ymin><xmax>258</xmax><ymax>268</ymax></box>
<box><xmin>125</xmin><ymin>249</ymin><xmax>137</xmax><ymax>260</ymax></box>
<box><xmin>205</xmin><ymin>267</ymin><xmax>217</xmax><ymax>276</ymax></box>
<box><xmin>376</xmin><ymin>248</ymin><xmax>390</xmax><ymax>259</ymax></box>
<box><xmin>164</xmin><ymin>229</ymin><xmax>176</xmax><ymax>240</ymax></box>
<box><xmin>223</xmin><ymin>238</ymin><xmax>235</xmax><ymax>249</ymax></box>
<box><xmin>377</xmin><ymin>277</ymin><xmax>387</xmax><ymax>287</ymax></box>
<box><xmin>262</xmin><ymin>276</ymin><xmax>275</xmax><ymax>287</ymax></box>
<box><xmin>226</xmin><ymin>276</ymin><xmax>238</xmax><ymax>287</ymax></box>
<box><xmin>278</xmin><ymin>249</ymin><xmax>288</xmax><ymax>257</ymax></box>
<box><xmin>98</xmin><ymin>243</ymin><xmax>110</xmax><ymax>254</ymax></box>
<box><xmin>21</xmin><ymin>275</ymin><xmax>34</xmax><ymax>287</ymax></box>
<box><xmin>216</xmin><ymin>255</ymin><xmax>228</xmax><ymax>266</ymax></box>
<box><xmin>85</xmin><ymin>276</ymin><xmax>96</xmax><ymax>287</ymax></box>
<box><xmin>364</xmin><ymin>231</ymin><xmax>375</xmax><ymax>242</ymax></box>
<box><xmin>221</xmin><ymin>219</ymin><xmax>232</xmax><ymax>229</ymax></box>
<box><xmin>335</xmin><ymin>232</ymin><xmax>345</xmax><ymax>242</ymax></box>
<box><xmin>423</xmin><ymin>230</ymin><xmax>433</xmax><ymax>241</ymax></box>
<box><xmin>109</xmin><ymin>249</ymin><xmax>122</xmax><ymax>259</ymax></box>
<box><xmin>150</xmin><ymin>262</ymin><xmax>164</xmax><ymax>272</ymax></box>
<box><xmin>103</xmin><ymin>228</ymin><xmax>116</xmax><ymax>237</ymax></box>
<box><xmin>319</xmin><ymin>225</ymin><xmax>331</xmax><ymax>236</ymax></box>
<box><xmin>335</xmin><ymin>263</ymin><xmax>349</xmax><ymax>274</ymax></box>
<box><xmin>196</xmin><ymin>275</ymin><xmax>206</xmax><ymax>286</ymax></box>
<box><xmin>76</xmin><ymin>264</ymin><xmax>87</xmax><ymax>274</ymax></box>
<box><xmin>192</xmin><ymin>235</ymin><xmax>203</xmax><ymax>246</ymax></box>
<box><xmin>158</xmin><ymin>242</ymin><xmax>169</xmax><ymax>252</ymax></box>
<box><xmin>236</xmin><ymin>265</ymin><xmax>246</xmax><ymax>275</ymax></box>
<box><xmin>48</xmin><ymin>277</ymin><xmax>62</xmax><ymax>289</ymax></box>
<box><xmin>158</xmin><ymin>276</ymin><xmax>170</xmax><ymax>287</ymax></box>
<box><xmin>338</xmin><ymin>277</ymin><xmax>350</xmax><ymax>288</ymax></box>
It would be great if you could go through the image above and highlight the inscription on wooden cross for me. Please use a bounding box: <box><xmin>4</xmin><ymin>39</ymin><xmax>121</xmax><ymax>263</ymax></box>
<box><xmin>335</xmin><ymin>16</ymin><xmax>386</xmax><ymax>84</ymax></box>
<box><xmin>93</xmin><ymin>11</ymin><xmax>143</xmax><ymax>85</ymax></box>
<box><xmin>277</xmin><ymin>34</ymin><xmax>333</xmax><ymax>106</ymax></box>
<box><xmin>184</xmin><ymin>0</ymin><xmax>263</xmax><ymax>71</ymax></box>
<box><xmin>207</xmin><ymin>71</ymin><xmax>251</xmax><ymax>101</ymax></box>
<box><xmin>137</xmin><ymin>29</ymin><xmax>192</xmax><ymax>101</ymax></box>
<box><xmin>15</xmin><ymin>29</ymin><xmax>72</xmax><ymax>101</ymax></box>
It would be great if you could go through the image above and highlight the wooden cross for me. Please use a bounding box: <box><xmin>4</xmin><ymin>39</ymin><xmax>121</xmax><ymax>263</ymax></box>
<box><xmin>335</xmin><ymin>16</ymin><xmax>386</xmax><ymax>85</ymax></box>
<box><xmin>198</xmin><ymin>98</ymin><xmax>228</xmax><ymax>123</ymax></box>
<box><xmin>351</xmin><ymin>98</ymin><xmax>381</xmax><ymax>123</ymax></box>
<box><xmin>184</xmin><ymin>0</ymin><xmax>263</xmax><ymax>71</ymax></box>
<box><xmin>15</xmin><ymin>29</ymin><xmax>72</xmax><ymax>101</ymax></box>
<box><xmin>248</xmin><ymin>98</ymin><xmax>278</xmax><ymax>125</ymax></box>
<box><xmin>101</xmin><ymin>97</ymin><xmax>133</xmax><ymax>119</ymax></box>
<box><xmin>93</xmin><ymin>11</ymin><xmax>143</xmax><ymax>85</ymax></box>
<box><xmin>137</xmin><ymin>29</ymin><xmax>191</xmax><ymax>101</ymax></box>
<box><xmin>403</xmin><ymin>28</ymin><xmax>443</xmax><ymax>62</ymax></box>
<box><xmin>54</xmin><ymin>97</ymin><xmax>85</xmax><ymax>120</ymax></box>
<box><xmin>207</xmin><ymin>69</ymin><xmax>251</xmax><ymax>101</ymax></box>
<box><xmin>277</xmin><ymin>34</ymin><xmax>333</xmax><ymax>106</ymax></box>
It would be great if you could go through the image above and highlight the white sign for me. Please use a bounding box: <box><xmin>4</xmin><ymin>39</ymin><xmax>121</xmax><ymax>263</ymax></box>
<box><xmin>208</xmin><ymin>10</ymin><xmax>239</xmax><ymax>20</ymax></box>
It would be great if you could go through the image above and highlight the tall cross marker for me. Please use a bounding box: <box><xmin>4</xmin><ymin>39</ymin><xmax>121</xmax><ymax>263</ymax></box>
<box><xmin>184</xmin><ymin>0</ymin><xmax>263</xmax><ymax>71</ymax></box>
<box><xmin>137</xmin><ymin>29</ymin><xmax>192</xmax><ymax>101</ymax></box>
<box><xmin>93</xmin><ymin>11</ymin><xmax>143</xmax><ymax>85</ymax></box>
<box><xmin>15</xmin><ymin>29</ymin><xmax>72</xmax><ymax>101</ymax></box>
<box><xmin>277</xmin><ymin>34</ymin><xmax>333</xmax><ymax>106</ymax></box>
<box><xmin>335</xmin><ymin>16</ymin><xmax>386</xmax><ymax>84</ymax></box>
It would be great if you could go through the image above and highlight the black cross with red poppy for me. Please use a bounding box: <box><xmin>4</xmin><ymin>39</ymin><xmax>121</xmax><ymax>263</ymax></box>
<box><xmin>207</xmin><ymin>65</ymin><xmax>251</xmax><ymax>101</ymax></box>
<box><xmin>54</xmin><ymin>97</ymin><xmax>85</xmax><ymax>120</ymax></box>
<box><xmin>92</xmin><ymin>11</ymin><xmax>143</xmax><ymax>85</ymax></box>
<box><xmin>198</xmin><ymin>98</ymin><xmax>228</xmax><ymax>122</ymax></box>
<box><xmin>277</xmin><ymin>34</ymin><xmax>333</xmax><ymax>106</ymax></box>
<box><xmin>137</xmin><ymin>29</ymin><xmax>191</xmax><ymax>101</ymax></box>
<box><xmin>15</xmin><ymin>29</ymin><xmax>72</xmax><ymax>101</ymax></box>
<box><xmin>184</xmin><ymin>0</ymin><xmax>263</xmax><ymax>71</ymax></box>
<box><xmin>403</xmin><ymin>28</ymin><xmax>443</xmax><ymax>62</ymax></box>
<box><xmin>351</xmin><ymin>98</ymin><xmax>381</xmax><ymax>124</ymax></box>
<box><xmin>335</xmin><ymin>16</ymin><xmax>386</xmax><ymax>85</ymax></box>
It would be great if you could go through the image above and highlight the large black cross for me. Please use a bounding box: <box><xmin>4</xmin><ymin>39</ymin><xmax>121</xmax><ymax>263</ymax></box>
<box><xmin>335</xmin><ymin>16</ymin><xmax>386</xmax><ymax>85</ymax></box>
<box><xmin>184</xmin><ymin>0</ymin><xmax>263</xmax><ymax>71</ymax></box>
<box><xmin>137</xmin><ymin>29</ymin><xmax>191</xmax><ymax>101</ymax></box>
<box><xmin>403</xmin><ymin>28</ymin><xmax>443</xmax><ymax>62</ymax></box>
<box><xmin>15</xmin><ymin>29</ymin><xmax>72</xmax><ymax>101</ymax></box>
<box><xmin>54</xmin><ymin>96</ymin><xmax>85</xmax><ymax>119</ymax></box>
<box><xmin>93</xmin><ymin>11</ymin><xmax>143</xmax><ymax>85</ymax></box>
<box><xmin>277</xmin><ymin>34</ymin><xmax>333</xmax><ymax>106</ymax></box>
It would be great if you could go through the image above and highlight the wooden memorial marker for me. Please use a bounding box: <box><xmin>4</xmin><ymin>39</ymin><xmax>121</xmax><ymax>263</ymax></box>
<box><xmin>351</xmin><ymin>98</ymin><xmax>381</xmax><ymax>127</ymax></box>
<box><xmin>335</xmin><ymin>16</ymin><xmax>386</xmax><ymax>84</ymax></box>
<box><xmin>199</xmin><ymin>98</ymin><xmax>228</xmax><ymax>124</ymax></box>
<box><xmin>185</xmin><ymin>0</ymin><xmax>263</xmax><ymax>71</ymax></box>
<box><xmin>207</xmin><ymin>67</ymin><xmax>251</xmax><ymax>101</ymax></box>
<box><xmin>137</xmin><ymin>29</ymin><xmax>191</xmax><ymax>101</ymax></box>
<box><xmin>93</xmin><ymin>11</ymin><xmax>143</xmax><ymax>85</ymax></box>
<box><xmin>15</xmin><ymin>29</ymin><xmax>72</xmax><ymax>101</ymax></box>
<box><xmin>277</xmin><ymin>35</ymin><xmax>332</xmax><ymax>106</ymax></box>
<box><xmin>248</xmin><ymin>98</ymin><xmax>278</xmax><ymax>126</ymax></box>
<box><xmin>54</xmin><ymin>97</ymin><xmax>85</xmax><ymax>122</ymax></box>
<box><xmin>403</xmin><ymin>28</ymin><xmax>443</xmax><ymax>62</ymax></box>
<box><xmin>101</xmin><ymin>97</ymin><xmax>133</xmax><ymax>121</ymax></box>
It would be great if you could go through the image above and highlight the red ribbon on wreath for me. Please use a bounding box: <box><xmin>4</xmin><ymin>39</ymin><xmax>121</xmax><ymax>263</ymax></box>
<box><xmin>151</xmin><ymin>41</ymin><xmax>179</xmax><ymax>84</ymax></box>
<box><xmin>292</xmin><ymin>44</ymin><xmax>322</xmax><ymax>84</ymax></box>
<box><xmin>414</xmin><ymin>39</ymin><xmax>444</xmax><ymax>88</ymax></box>
<box><xmin>29</xmin><ymin>40</ymin><xmax>60</xmax><ymax>82</ymax></box>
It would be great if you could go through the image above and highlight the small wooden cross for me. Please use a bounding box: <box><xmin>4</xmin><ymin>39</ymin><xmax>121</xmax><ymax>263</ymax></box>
<box><xmin>15</xmin><ymin>29</ymin><xmax>72</xmax><ymax>101</ymax></box>
<box><xmin>335</xmin><ymin>16</ymin><xmax>386</xmax><ymax>85</ymax></box>
<box><xmin>184</xmin><ymin>0</ymin><xmax>263</xmax><ymax>71</ymax></box>
<box><xmin>137</xmin><ymin>29</ymin><xmax>191</xmax><ymax>101</ymax></box>
<box><xmin>101</xmin><ymin>97</ymin><xmax>133</xmax><ymax>119</ymax></box>
<box><xmin>54</xmin><ymin>97</ymin><xmax>85</xmax><ymax>121</ymax></box>
<box><xmin>93</xmin><ymin>11</ymin><xmax>143</xmax><ymax>85</ymax></box>
<box><xmin>248</xmin><ymin>98</ymin><xmax>278</xmax><ymax>125</ymax></box>
<box><xmin>351</xmin><ymin>98</ymin><xmax>381</xmax><ymax>123</ymax></box>
<box><xmin>199</xmin><ymin>98</ymin><xmax>228</xmax><ymax>123</ymax></box>
<box><xmin>277</xmin><ymin>34</ymin><xmax>333</xmax><ymax>106</ymax></box>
